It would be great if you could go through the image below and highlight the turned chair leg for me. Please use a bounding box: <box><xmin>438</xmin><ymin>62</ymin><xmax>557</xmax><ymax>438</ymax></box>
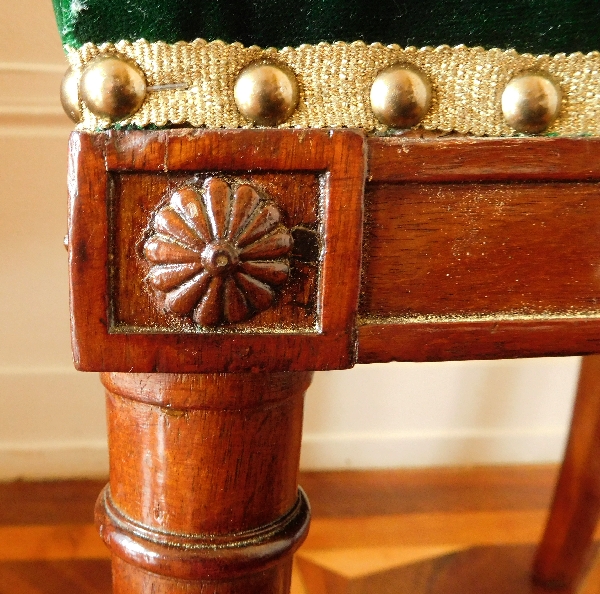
<box><xmin>96</xmin><ymin>371</ymin><xmax>312</xmax><ymax>594</ymax></box>
<box><xmin>533</xmin><ymin>355</ymin><xmax>600</xmax><ymax>589</ymax></box>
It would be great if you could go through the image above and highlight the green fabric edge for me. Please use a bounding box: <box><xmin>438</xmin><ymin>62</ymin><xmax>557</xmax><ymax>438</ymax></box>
<box><xmin>52</xmin><ymin>0</ymin><xmax>600</xmax><ymax>55</ymax></box>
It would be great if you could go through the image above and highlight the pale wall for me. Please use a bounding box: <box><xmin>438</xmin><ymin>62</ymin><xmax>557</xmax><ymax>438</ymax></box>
<box><xmin>0</xmin><ymin>1</ymin><xmax>580</xmax><ymax>479</ymax></box>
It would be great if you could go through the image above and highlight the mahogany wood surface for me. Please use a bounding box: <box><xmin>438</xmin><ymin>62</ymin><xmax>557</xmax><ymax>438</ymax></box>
<box><xmin>98</xmin><ymin>372</ymin><xmax>312</xmax><ymax>592</ymax></box>
<box><xmin>533</xmin><ymin>355</ymin><xmax>600</xmax><ymax>589</ymax></box>
<box><xmin>114</xmin><ymin>172</ymin><xmax>320</xmax><ymax>332</ymax></box>
<box><xmin>68</xmin><ymin>131</ymin><xmax>600</xmax><ymax>372</ymax></box>
<box><xmin>362</xmin><ymin>182</ymin><xmax>600</xmax><ymax>317</ymax></box>
<box><xmin>68</xmin><ymin>129</ymin><xmax>365</xmax><ymax>373</ymax></box>
<box><xmin>367</xmin><ymin>136</ymin><xmax>600</xmax><ymax>183</ymax></box>
<box><xmin>358</xmin><ymin>136</ymin><xmax>600</xmax><ymax>363</ymax></box>
<box><xmin>357</xmin><ymin>320</ymin><xmax>600</xmax><ymax>363</ymax></box>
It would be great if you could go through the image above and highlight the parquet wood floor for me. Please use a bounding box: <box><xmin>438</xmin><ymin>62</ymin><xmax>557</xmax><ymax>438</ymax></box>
<box><xmin>1</xmin><ymin>467</ymin><xmax>598</xmax><ymax>593</ymax></box>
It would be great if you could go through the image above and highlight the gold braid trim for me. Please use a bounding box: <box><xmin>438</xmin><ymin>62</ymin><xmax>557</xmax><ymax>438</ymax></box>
<box><xmin>66</xmin><ymin>39</ymin><xmax>600</xmax><ymax>135</ymax></box>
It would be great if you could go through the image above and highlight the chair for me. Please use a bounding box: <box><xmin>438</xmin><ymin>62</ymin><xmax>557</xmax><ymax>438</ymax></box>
<box><xmin>51</xmin><ymin>1</ymin><xmax>600</xmax><ymax>592</ymax></box>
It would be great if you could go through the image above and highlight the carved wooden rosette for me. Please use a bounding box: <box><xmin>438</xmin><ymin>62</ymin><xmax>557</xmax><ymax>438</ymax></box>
<box><xmin>144</xmin><ymin>178</ymin><xmax>292</xmax><ymax>327</ymax></box>
<box><xmin>69</xmin><ymin>129</ymin><xmax>365</xmax><ymax>373</ymax></box>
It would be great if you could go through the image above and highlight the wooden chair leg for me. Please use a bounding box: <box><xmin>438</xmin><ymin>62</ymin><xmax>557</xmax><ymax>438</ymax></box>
<box><xmin>96</xmin><ymin>371</ymin><xmax>313</xmax><ymax>594</ymax></box>
<box><xmin>533</xmin><ymin>355</ymin><xmax>600</xmax><ymax>589</ymax></box>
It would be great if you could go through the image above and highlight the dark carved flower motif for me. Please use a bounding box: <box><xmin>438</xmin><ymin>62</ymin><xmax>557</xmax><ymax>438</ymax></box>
<box><xmin>143</xmin><ymin>178</ymin><xmax>293</xmax><ymax>326</ymax></box>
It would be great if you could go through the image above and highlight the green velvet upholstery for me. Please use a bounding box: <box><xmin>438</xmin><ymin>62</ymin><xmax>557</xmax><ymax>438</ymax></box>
<box><xmin>53</xmin><ymin>0</ymin><xmax>600</xmax><ymax>54</ymax></box>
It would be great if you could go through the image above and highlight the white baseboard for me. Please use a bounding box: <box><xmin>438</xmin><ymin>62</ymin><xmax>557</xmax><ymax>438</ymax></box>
<box><xmin>300</xmin><ymin>428</ymin><xmax>569</xmax><ymax>470</ymax></box>
<box><xmin>0</xmin><ymin>365</ymin><xmax>574</xmax><ymax>479</ymax></box>
<box><xmin>0</xmin><ymin>427</ymin><xmax>568</xmax><ymax>480</ymax></box>
<box><xmin>0</xmin><ymin>441</ymin><xmax>108</xmax><ymax>481</ymax></box>
<box><xmin>0</xmin><ymin>369</ymin><xmax>107</xmax><ymax>481</ymax></box>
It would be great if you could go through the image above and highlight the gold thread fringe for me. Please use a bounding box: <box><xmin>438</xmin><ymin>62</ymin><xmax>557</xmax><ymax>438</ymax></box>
<box><xmin>66</xmin><ymin>39</ymin><xmax>600</xmax><ymax>135</ymax></box>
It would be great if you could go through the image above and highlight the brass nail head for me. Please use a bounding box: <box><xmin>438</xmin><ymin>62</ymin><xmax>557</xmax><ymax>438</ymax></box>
<box><xmin>80</xmin><ymin>54</ymin><xmax>147</xmax><ymax>121</ymax></box>
<box><xmin>234</xmin><ymin>61</ymin><xmax>299</xmax><ymax>126</ymax></box>
<box><xmin>502</xmin><ymin>71</ymin><xmax>562</xmax><ymax>134</ymax></box>
<box><xmin>370</xmin><ymin>63</ymin><xmax>432</xmax><ymax>128</ymax></box>
<box><xmin>60</xmin><ymin>66</ymin><xmax>82</xmax><ymax>123</ymax></box>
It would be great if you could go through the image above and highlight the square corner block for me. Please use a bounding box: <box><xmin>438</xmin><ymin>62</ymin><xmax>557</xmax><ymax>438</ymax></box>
<box><xmin>68</xmin><ymin>129</ymin><xmax>365</xmax><ymax>373</ymax></box>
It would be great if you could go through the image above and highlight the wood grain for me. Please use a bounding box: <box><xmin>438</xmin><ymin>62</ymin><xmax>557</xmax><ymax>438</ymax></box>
<box><xmin>357</xmin><ymin>317</ymin><xmax>600</xmax><ymax>363</ymax></box>
<box><xmin>112</xmin><ymin>172</ymin><xmax>319</xmax><ymax>332</ymax></box>
<box><xmin>1</xmin><ymin>467</ymin><xmax>599</xmax><ymax>593</ymax></box>
<box><xmin>69</xmin><ymin>129</ymin><xmax>365</xmax><ymax>373</ymax></box>
<box><xmin>0</xmin><ymin>525</ymin><xmax>108</xmax><ymax>561</ymax></box>
<box><xmin>111</xmin><ymin>555</ymin><xmax>294</xmax><ymax>594</ymax></box>
<box><xmin>368</xmin><ymin>136</ymin><xmax>600</xmax><ymax>183</ymax></box>
<box><xmin>361</xmin><ymin>182</ymin><xmax>600</xmax><ymax>318</ymax></box>
<box><xmin>0</xmin><ymin>465</ymin><xmax>558</xmax><ymax>525</ymax></box>
<box><xmin>534</xmin><ymin>354</ymin><xmax>600</xmax><ymax>589</ymax></box>
<box><xmin>99</xmin><ymin>372</ymin><xmax>312</xmax><ymax>589</ymax></box>
<box><xmin>297</xmin><ymin>545</ymin><xmax>585</xmax><ymax>594</ymax></box>
<box><xmin>300</xmin><ymin>466</ymin><xmax>558</xmax><ymax>517</ymax></box>
<box><xmin>304</xmin><ymin>510</ymin><xmax>550</xmax><ymax>550</ymax></box>
<box><xmin>358</xmin><ymin>136</ymin><xmax>600</xmax><ymax>363</ymax></box>
<box><xmin>0</xmin><ymin>560</ymin><xmax>111</xmax><ymax>594</ymax></box>
<box><xmin>0</xmin><ymin>480</ymin><xmax>105</xmax><ymax>526</ymax></box>
<box><xmin>70</xmin><ymin>132</ymin><xmax>600</xmax><ymax>368</ymax></box>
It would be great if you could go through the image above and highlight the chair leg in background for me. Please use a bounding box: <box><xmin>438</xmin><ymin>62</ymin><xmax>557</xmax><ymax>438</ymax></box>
<box><xmin>533</xmin><ymin>355</ymin><xmax>600</xmax><ymax>590</ymax></box>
